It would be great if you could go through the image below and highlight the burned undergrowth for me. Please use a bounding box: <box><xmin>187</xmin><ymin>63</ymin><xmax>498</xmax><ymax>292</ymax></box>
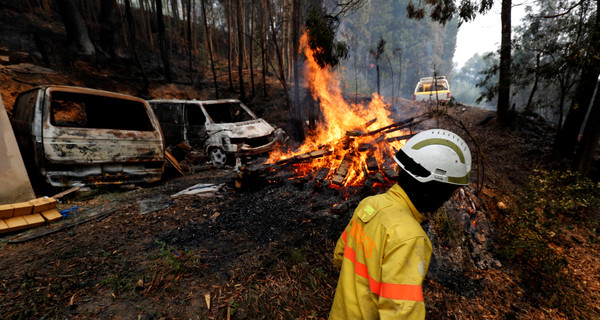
<box><xmin>1</xmin><ymin>104</ymin><xmax>599</xmax><ymax>319</ymax></box>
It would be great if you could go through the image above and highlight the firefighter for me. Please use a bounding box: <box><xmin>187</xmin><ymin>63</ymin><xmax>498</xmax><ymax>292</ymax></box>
<box><xmin>329</xmin><ymin>129</ymin><xmax>472</xmax><ymax>319</ymax></box>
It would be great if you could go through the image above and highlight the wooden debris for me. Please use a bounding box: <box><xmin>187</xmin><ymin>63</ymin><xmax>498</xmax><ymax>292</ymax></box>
<box><xmin>386</xmin><ymin>133</ymin><xmax>415</xmax><ymax>143</ymax></box>
<box><xmin>52</xmin><ymin>187</ymin><xmax>80</xmax><ymax>199</ymax></box>
<box><xmin>366</xmin><ymin>157</ymin><xmax>379</xmax><ymax>171</ymax></box>
<box><xmin>275</xmin><ymin>149</ymin><xmax>331</xmax><ymax>165</ymax></box>
<box><xmin>165</xmin><ymin>150</ymin><xmax>185</xmax><ymax>175</ymax></box>
<box><xmin>364</xmin><ymin>118</ymin><xmax>377</xmax><ymax>128</ymax></box>
<box><xmin>358</xmin><ymin>143</ymin><xmax>373</xmax><ymax>152</ymax></box>
<box><xmin>332</xmin><ymin>154</ymin><xmax>353</xmax><ymax>185</ymax></box>
<box><xmin>381</xmin><ymin>161</ymin><xmax>398</xmax><ymax>180</ymax></box>
<box><xmin>346</xmin><ymin>130</ymin><xmax>365</xmax><ymax>137</ymax></box>
<box><xmin>370</xmin><ymin>172</ymin><xmax>386</xmax><ymax>184</ymax></box>
<box><xmin>315</xmin><ymin>167</ymin><xmax>330</xmax><ymax>182</ymax></box>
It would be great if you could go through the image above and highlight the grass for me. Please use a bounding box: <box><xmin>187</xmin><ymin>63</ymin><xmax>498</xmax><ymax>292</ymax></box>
<box><xmin>498</xmin><ymin>169</ymin><xmax>600</xmax><ymax>316</ymax></box>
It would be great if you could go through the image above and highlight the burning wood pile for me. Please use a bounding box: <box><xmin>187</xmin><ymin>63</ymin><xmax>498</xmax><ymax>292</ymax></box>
<box><xmin>239</xmin><ymin>115</ymin><xmax>429</xmax><ymax>191</ymax></box>
<box><xmin>237</xmin><ymin>32</ymin><xmax>436</xmax><ymax>191</ymax></box>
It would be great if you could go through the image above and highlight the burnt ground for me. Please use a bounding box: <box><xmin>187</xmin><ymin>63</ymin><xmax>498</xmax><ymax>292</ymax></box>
<box><xmin>1</xmin><ymin>100</ymin><xmax>599</xmax><ymax>319</ymax></box>
<box><xmin>1</xmin><ymin>4</ymin><xmax>600</xmax><ymax>318</ymax></box>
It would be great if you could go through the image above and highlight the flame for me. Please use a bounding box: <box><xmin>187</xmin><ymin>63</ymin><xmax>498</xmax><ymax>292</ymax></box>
<box><xmin>267</xmin><ymin>32</ymin><xmax>410</xmax><ymax>186</ymax></box>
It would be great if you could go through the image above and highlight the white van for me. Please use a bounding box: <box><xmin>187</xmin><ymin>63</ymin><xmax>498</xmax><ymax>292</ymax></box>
<box><xmin>413</xmin><ymin>76</ymin><xmax>451</xmax><ymax>102</ymax></box>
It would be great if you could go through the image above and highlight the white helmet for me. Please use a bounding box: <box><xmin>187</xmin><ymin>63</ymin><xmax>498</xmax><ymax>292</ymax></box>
<box><xmin>393</xmin><ymin>129</ymin><xmax>471</xmax><ymax>185</ymax></box>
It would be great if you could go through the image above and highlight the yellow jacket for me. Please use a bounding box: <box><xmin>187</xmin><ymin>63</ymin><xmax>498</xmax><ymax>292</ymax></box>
<box><xmin>329</xmin><ymin>184</ymin><xmax>432</xmax><ymax>320</ymax></box>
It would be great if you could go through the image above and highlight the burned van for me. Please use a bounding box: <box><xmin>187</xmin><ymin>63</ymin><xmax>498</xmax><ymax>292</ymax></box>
<box><xmin>10</xmin><ymin>86</ymin><xmax>165</xmax><ymax>188</ymax></box>
<box><xmin>148</xmin><ymin>99</ymin><xmax>287</xmax><ymax>167</ymax></box>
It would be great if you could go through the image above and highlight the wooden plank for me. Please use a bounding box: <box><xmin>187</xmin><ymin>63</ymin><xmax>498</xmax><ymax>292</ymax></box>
<box><xmin>41</xmin><ymin>209</ymin><xmax>63</xmax><ymax>222</ymax></box>
<box><xmin>52</xmin><ymin>187</ymin><xmax>80</xmax><ymax>199</ymax></box>
<box><xmin>12</xmin><ymin>202</ymin><xmax>32</xmax><ymax>217</ymax></box>
<box><xmin>332</xmin><ymin>155</ymin><xmax>352</xmax><ymax>186</ymax></box>
<box><xmin>3</xmin><ymin>216</ymin><xmax>29</xmax><ymax>232</ymax></box>
<box><xmin>275</xmin><ymin>149</ymin><xmax>332</xmax><ymax>165</ymax></box>
<box><xmin>386</xmin><ymin>133</ymin><xmax>415</xmax><ymax>143</ymax></box>
<box><xmin>0</xmin><ymin>204</ymin><xmax>14</xmax><ymax>219</ymax></box>
<box><xmin>0</xmin><ymin>219</ymin><xmax>9</xmax><ymax>233</ymax></box>
<box><xmin>30</xmin><ymin>197</ymin><xmax>57</xmax><ymax>213</ymax></box>
<box><xmin>366</xmin><ymin>157</ymin><xmax>379</xmax><ymax>171</ymax></box>
<box><xmin>22</xmin><ymin>213</ymin><xmax>45</xmax><ymax>228</ymax></box>
<box><xmin>381</xmin><ymin>161</ymin><xmax>398</xmax><ymax>180</ymax></box>
<box><xmin>165</xmin><ymin>150</ymin><xmax>185</xmax><ymax>175</ymax></box>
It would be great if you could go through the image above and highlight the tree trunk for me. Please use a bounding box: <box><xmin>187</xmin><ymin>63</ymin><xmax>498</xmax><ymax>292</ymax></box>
<box><xmin>237</xmin><ymin>0</ymin><xmax>246</xmax><ymax>100</ymax></box>
<box><xmin>99</xmin><ymin>0</ymin><xmax>122</xmax><ymax>60</ymax></box>
<box><xmin>376</xmin><ymin>64</ymin><xmax>380</xmax><ymax>96</ymax></box>
<box><xmin>155</xmin><ymin>0</ymin><xmax>172</xmax><ymax>82</ymax></box>
<box><xmin>266</xmin><ymin>0</ymin><xmax>297</xmax><ymax>139</ymax></box>
<box><xmin>201</xmin><ymin>0</ymin><xmax>220</xmax><ymax>99</ymax></box>
<box><xmin>556</xmin><ymin>0</ymin><xmax>600</xmax><ymax>159</ymax></box>
<box><xmin>227</xmin><ymin>0</ymin><xmax>234</xmax><ymax>91</ymax></box>
<box><xmin>260</xmin><ymin>0</ymin><xmax>268</xmax><ymax>97</ymax></box>
<box><xmin>525</xmin><ymin>54</ymin><xmax>540</xmax><ymax>113</ymax></box>
<box><xmin>124</xmin><ymin>0</ymin><xmax>150</xmax><ymax>96</ymax></box>
<box><xmin>573</xmin><ymin>78</ymin><xmax>600</xmax><ymax>176</ymax></box>
<box><xmin>56</xmin><ymin>0</ymin><xmax>95</xmax><ymax>56</ymax></box>
<box><xmin>292</xmin><ymin>0</ymin><xmax>304</xmax><ymax>140</ymax></box>
<box><xmin>497</xmin><ymin>0</ymin><xmax>512</xmax><ymax>125</ymax></box>
<box><xmin>249</xmin><ymin>0</ymin><xmax>256</xmax><ymax>97</ymax></box>
<box><xmin>186</xmin><ymin>0</ymin><xmax>193</xmax><ymax>84</ymax></box>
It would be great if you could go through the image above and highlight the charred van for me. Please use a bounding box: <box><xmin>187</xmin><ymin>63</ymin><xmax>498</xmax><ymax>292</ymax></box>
<box><xmin>148</xmin><ymin>99</ymin><xmax>287</xmax><ymax>167</ymax></box>
<box><xmin>10</xmin><ymin>86</ymin><xmax>165</xmax><ymax>188</ymax></box>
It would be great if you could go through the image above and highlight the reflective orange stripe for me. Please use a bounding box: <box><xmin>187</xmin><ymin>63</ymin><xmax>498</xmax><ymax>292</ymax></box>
<box><xmin>343</xmin><ymin>243</ymin><xmax>424</xmax><ymax>301</ymax></box>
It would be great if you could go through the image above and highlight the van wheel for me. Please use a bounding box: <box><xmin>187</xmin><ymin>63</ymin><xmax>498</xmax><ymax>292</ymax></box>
<box><xmin>210</xmin><ymin>148</ymin><xmax>227</xmax><ymax>167</ymax></box>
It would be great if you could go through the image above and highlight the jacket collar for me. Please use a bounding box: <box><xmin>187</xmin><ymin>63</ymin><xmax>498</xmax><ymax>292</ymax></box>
<box><xmin>388</xmin><ymin>184</ymin><xmax>427</xmax><ymax>223</ymax></box>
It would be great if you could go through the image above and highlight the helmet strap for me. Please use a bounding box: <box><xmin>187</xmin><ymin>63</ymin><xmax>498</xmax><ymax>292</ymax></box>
<box><xmin>397</xmin><ymin>169</ymin><xmax>459</xmax><ymax>213</ymax></box>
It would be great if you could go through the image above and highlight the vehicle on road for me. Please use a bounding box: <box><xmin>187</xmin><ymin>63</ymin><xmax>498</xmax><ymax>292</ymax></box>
<box><xmin>413</xmin><ymin>76</ymin><xmax>451</xmax><ymax>102</ymax></box>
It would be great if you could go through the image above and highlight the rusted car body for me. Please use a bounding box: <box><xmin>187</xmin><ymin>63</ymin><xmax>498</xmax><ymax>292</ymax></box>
<box><xmin>148</xmin><ymin>99</ymin><xmax>287</xmax><ymax>166</ymax></box>
<box><xmin>10</xmin><ymin>86</ymin><xmax>165</xmax><ymax>188</ymax></box>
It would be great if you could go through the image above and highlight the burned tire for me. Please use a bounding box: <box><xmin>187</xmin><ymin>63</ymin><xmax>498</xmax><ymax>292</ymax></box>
<box><xmin>209</xmin><ymin>148</ymin><xmax>227</xmax><ymax>167</ymax></box>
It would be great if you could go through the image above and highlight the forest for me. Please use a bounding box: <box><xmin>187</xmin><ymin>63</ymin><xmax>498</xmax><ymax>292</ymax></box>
<box><xmin>0</xmin><ymin>0</ymin><xmax>599</xmax><ymax>319</ymax></box>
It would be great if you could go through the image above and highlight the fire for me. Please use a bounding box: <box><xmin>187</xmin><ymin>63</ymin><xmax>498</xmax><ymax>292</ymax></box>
<box><xmin>267</xmin><ymin>32</ymin><xmax>411</xmax><ymax>186</ymax></box>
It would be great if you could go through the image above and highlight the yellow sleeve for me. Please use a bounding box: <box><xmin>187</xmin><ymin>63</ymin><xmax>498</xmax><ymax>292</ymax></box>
<box><xmin>377</xmin><ymin>236</ymin><xmax>431</xmax><ymax>320</ymax></box>
<box><xmin>332</xmin><ymin>229</ymin><xmax>347</xmax><ymax>269</ymax></box>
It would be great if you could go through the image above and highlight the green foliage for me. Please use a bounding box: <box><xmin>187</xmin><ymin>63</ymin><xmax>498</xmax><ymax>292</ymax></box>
<box><xmin>101</xmin><ymin>274</ymin><xmax>132</xmax><ymax>296</ymax></box>
<box><xmin>499</xmin><ymin>169</ymin><xmax>600</xmax><ymax>313</ymax></box>
<box><xmin>305</xmin><ymin>7</ymin><xmax>349</xmax><ymax>69</ymax></box>
<box><xmin>450</xmin><ymin>53</ymin><xmax>497</xmax><ymax>108</ymax></box>
<box><xmin>407</xmin><ymin>0</ymin><xmax>493</xmax><ymax>25</ymax></box>
<box><xmin>155</xmin><ymin>239</ymin><xmax>181</xmax><ymax>272</ymax></box>
<box><xmin>524</xmin><ymin>170</ymin><xmax>600</xmax><ymax>219</ymax></box>
<box><xmin>368</xmin><ymin>37</ymin><xmax>386</xmax><ymax>60</ymax></box>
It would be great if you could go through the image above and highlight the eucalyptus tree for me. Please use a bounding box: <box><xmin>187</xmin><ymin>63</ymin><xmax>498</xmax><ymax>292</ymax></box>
<box><xmin>511</xmin><ymin>1</ymin><xmax>584</xmax><ymax>125</ymax></box>
<box><xmin>55</xmin><ymin>0</ymin><xmax>95</xmax><ymax>56</ymax></box>
<box><xmin>552</xmin><ymin>0</ymin><xmax>600</xmax><ymax>171</ymax></box>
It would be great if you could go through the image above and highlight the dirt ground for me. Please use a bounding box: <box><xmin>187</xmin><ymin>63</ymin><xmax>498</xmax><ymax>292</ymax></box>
<box><xmin>1</xmin><ymin>5</ymin><xmax>599</xmax><ymax>318</ymax></box>
<box><xmin>1</xmin><ymin>93</ymin><xmax>598</xmax><ymax>319</ymax></box>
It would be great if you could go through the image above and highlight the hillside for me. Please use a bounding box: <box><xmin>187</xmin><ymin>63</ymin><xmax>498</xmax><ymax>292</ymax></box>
<box><xmin>1</xmin><ymin>3</ymin><xmax>599</xmax><ymax>320</ymax></box>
